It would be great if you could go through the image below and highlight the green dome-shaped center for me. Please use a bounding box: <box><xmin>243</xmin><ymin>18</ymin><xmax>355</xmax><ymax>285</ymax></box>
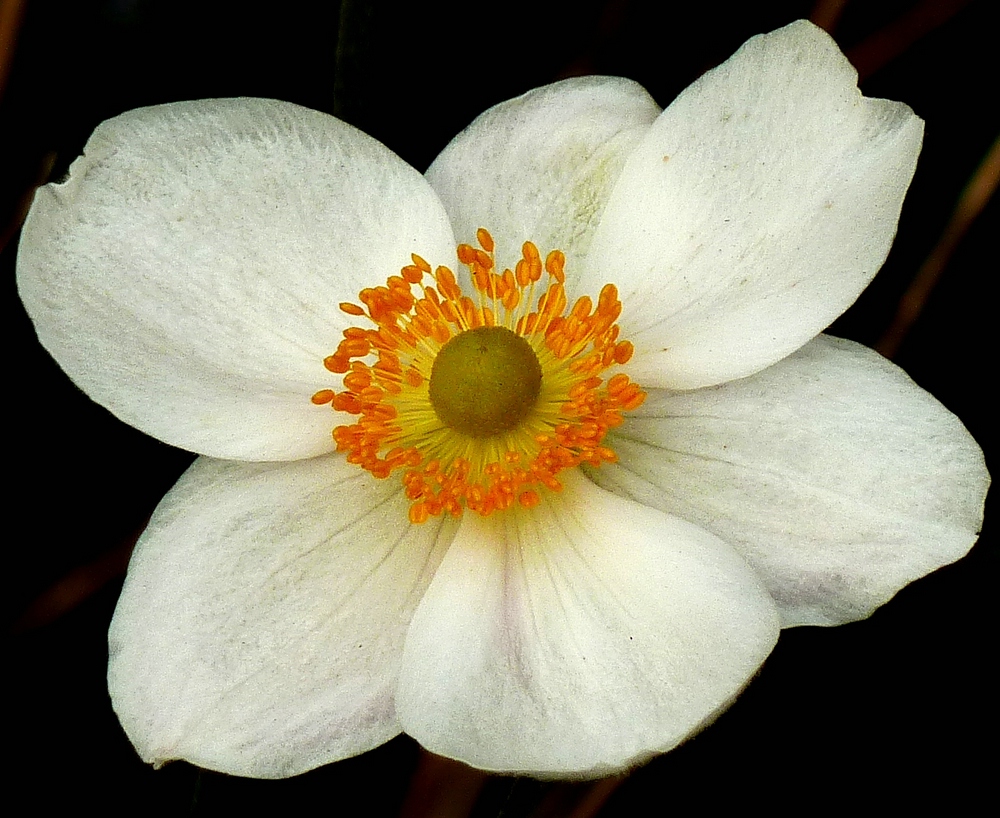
<box><xmin>429</xmin><ymin>327</ymin><xmax>542</xmax><ymax>438</ymax></box>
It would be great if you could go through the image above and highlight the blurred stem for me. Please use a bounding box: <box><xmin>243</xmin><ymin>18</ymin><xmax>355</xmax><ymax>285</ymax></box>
<box><xmin>11</xmin><ymin>532</ymin><xmax>135</xmax><ymax>632</ymax></box>
<box><xmin>0</xmin><ymin>0</ymin><xmax>26</xmax><ymax>103</ymax></box>
<box><xmin>809</xmin><ymin>0</ymin><xmax>850</xmax><ymax>34</ymax></box>
<box><xmin>846</xmin><ymin>0</ymin><xmax>974</xmax><ymax>81</ymax></box>
<box><xmin>333</xmin><ymin>0</ymin><xmax>377</xmax><ymax>124</ymax></box>
<box><xmin>399</xmin><ymin>751</ymin><xmax>487</xmax><ymax>818</ymax></box>
<box><xmin>876</xmin><ymin>135</ymin><xmax>999</xmax><ymax>359</ymax></box>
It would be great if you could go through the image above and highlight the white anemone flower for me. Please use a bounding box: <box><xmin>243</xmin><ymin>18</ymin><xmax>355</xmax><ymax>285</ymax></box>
<box><xmin>17</xmin><ymin>20</ymin><xmax>987</xmax><ymax>779</ymax></box>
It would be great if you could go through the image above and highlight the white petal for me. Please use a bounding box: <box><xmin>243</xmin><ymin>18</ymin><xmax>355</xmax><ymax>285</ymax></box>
<box><xmin>588</xmin><ymin>335</ymin><xmax>989</xmax><ymax>627</ymax></box>
<box><xmin>583</xmin><ymin>20</ymin><xmax>923</xmax><ymax>389</ymax></box>
<box><xmin>18</xmin><ymin>98</ymin><xmax>455</xmax><ymax>461</ymax></box>
<box><xmin>426</xmin><ymin>76</ymin><xmax>660</xmax><ymax>274</ymax></box>
<box><xmin>395</xmin><ymin>469</ymin><xmax>778</xmax><ymax>776</ymax></box>
<box><xmin>108</xmin><ymin>455</ymin><xmax>457</xmax><ymax>778</ymax></box>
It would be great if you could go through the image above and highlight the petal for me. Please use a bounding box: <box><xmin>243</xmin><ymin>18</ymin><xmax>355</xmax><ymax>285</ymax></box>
<box><xmin>587</xmin><ymin>335</ymin><xmax>989</xmax><ymax>627</ymax></box>
<box><xmin>18</xmin><ymin>98</ymin><xmax>455</xmax><ymax>461</ymax></box>
<box><xmin>583</xmin><ymin>20</ymin><xmax>923</xmax><ymax>389</ymax></box>
<box><xmin>108</xmin><ymin>455</ymin><xmax>457</xmax><ymax>778</ymax></box>
<box><xmin>395</xmin><ymin>469</ymin><xmax>778</xmax><ymax>776</ymax></box>
<box><xmin>425</xmin><ymin>76</ymin><xmax>660</xmax><ymax>273</ymax></box>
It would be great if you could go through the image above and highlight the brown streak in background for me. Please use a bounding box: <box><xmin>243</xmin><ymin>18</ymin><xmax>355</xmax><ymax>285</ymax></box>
<box><xmin>538</xmin><ymin>777</ymin><xmax>624</xmax><ymax>818</ymax></box>
<box><xmin>0</xmin><ymin>0</ymin><xmax>27</xmax><ymax>102</ymax></box>
<box><xmin>846</xmin><ymin>0</ymin><xmax>974</xmax><ymax>81</ymax></box>
<box><xmin>876</xmin><ymin>135</ymin><xmax>1000</xmax><ymax>360</ymax></box>
<box><xmin>809</xmin><ymin>0</ymin><xmax>851</xmax><ymax>33</ymax></box>
<box><xmin>0</xmin><ymin>0</ymin><xmax>38</xmax><ymax>253</ymax></box>
<box><xmin>565</xmin><ymin>778</ymin><xmax>621</xmax><ymax>818</ymax></box>
<box><xmin>556</xmin><ymin>0</ymin><xmax>632</xmax><ymax>80</ymax></box>
<box><xmin>400</xmin><ymin>751</ymin><xmax>488</xmax><ymax>818</ymax></box>
<box><xmin>11</xmin><ymin>533</ymin><xmax>139</xmax><ymax>633</ymax></box>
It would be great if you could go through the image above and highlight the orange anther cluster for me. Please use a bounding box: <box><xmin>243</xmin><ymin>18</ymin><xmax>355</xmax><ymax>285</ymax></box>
<box><xmin>312</xmin><ymin>228</ymin><xmax>646</xmax><ymax>521</ymax></box>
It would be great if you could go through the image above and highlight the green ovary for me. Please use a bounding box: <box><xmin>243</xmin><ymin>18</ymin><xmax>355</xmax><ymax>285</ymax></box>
<box><xmin>428</xmin><ymin>327</ymin><xmax>543</xmax><ymax>438</ymax></box>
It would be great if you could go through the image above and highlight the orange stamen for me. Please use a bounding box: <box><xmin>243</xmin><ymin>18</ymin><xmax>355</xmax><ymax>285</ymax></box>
<box><xmin>315</xmin><ymin>229</ymin><xmax>645</xmax><ymax>522</ymax></box>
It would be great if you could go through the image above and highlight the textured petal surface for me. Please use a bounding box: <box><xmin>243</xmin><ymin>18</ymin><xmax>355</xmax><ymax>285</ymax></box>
<box><xmin>587</xmin><ymin>335</ymin><xmax>989</xmax><ymax>627</ymax></box>
<box><xmin>582</xmin><ymin>20</ymin><xmax>923</xmax><ymax>389</ymax></box>
<box><xmin>18</xmin><ymin>98</ymin><xmax>455</xmax><ymax>460</ymax></box>
<box><xmin>426</xmin><ymin>76</ymin><xmax>660</xmax><ymax>275</ymax></box>
<box><xmin>108</xmin><ymin>455</ymin><xmax>457</xmax><ymax>778</ymax></box>
<box><xmin>395</xmin><ymin>469</ymin><xmax>778</xmax><ymax>776</ymax></box>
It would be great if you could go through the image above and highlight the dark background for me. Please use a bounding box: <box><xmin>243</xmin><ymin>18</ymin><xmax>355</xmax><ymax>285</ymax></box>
<box><xmin>3</xmin><ymin>0</ymin><xmax>995</xmax><ymax>814</ymax></box>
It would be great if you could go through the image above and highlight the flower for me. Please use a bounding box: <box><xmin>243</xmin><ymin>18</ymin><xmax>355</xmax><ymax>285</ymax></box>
<box><xmin>16</xmin><ymin>19</ymin><xmax>987</xmax><ymax>779</ymax></box>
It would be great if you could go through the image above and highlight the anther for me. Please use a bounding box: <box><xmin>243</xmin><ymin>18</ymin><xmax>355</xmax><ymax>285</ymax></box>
<box><xmin>314</xmin><ymin>228</ymin><xmax>645</xmax><ymax>523</ymax></box>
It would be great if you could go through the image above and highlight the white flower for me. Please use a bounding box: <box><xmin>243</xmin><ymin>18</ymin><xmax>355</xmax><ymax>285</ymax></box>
<box><xmin>16</xmin><ymin>21</ymin><xmax>987</xmax><ymax>779</ymax></box>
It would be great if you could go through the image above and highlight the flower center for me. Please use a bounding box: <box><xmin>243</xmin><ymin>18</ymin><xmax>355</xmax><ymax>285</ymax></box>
<box><xmin>312</xmin><ymin>228</ymin><xmax>645</xmax><ymax>523</ymax></box>
<box><xmin>429</xmin><ymin>327</ymin><xmax>542</xmax><ymax>437</ymax></box>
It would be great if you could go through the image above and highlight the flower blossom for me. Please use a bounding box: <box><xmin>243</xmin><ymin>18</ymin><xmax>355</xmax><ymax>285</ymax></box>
<box><xmin>17</xmin><ymin>20</ymin><xmax>988</xmax><ymax>779</ymax></box>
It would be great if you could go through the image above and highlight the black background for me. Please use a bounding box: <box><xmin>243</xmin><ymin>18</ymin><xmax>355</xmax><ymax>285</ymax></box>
<box><xmin>3</xmin><ymin>0</ymin><xmax>995</xmax><ymax>814</ymax></box>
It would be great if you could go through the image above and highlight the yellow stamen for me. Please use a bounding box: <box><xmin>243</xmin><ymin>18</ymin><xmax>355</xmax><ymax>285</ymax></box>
<box><xmin>313</xmin><ymin>228</ymin><xmax>645</xmax><ymax>521</ymax></box>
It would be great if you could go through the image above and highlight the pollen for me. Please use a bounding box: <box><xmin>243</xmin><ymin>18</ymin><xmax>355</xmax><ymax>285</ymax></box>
<box><xmin>312</xmin><ymin>229</ymin><xmax>645</xmax><ymax>521</ymax></box>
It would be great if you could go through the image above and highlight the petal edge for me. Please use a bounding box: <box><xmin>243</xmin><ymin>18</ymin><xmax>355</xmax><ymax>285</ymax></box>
<box><xmin>18</xmin><ymin>98</ymin><xmax>456</xmax><ymax>461</ymax></box>
<box><xmin>396</xmin><ymin>469</ymin><xmax>778</xmax><ymax>775</ymax></box>
<box><xmin>584</xmin><ymin>20</ymin><xmax>923</xmax><ymax>389</ymax></box>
